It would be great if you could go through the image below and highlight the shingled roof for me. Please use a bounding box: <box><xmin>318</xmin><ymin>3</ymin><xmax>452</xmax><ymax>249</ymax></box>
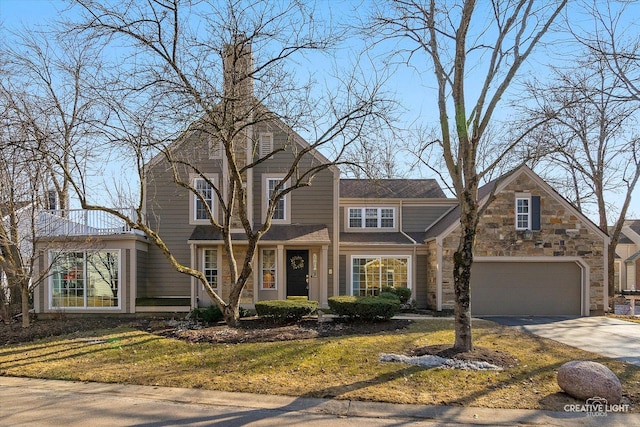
<box><xmin>340</xmin><ymin>179</ymin><xmax>446</xmax><ymax>199</ymax></box>
<box><xmin>189</xmin><ymin>224</ymin><xmax>330</xmax><ymax>243</ymax></box>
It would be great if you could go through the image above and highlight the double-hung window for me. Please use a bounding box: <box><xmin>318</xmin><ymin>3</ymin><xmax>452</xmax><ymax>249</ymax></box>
<box><xmin>265</xmin><ymin>177</ymin><xmax>288</xmax><ymax>222</ymax></box>
<box><xmin>516</xmin><ymin>197</ymin><xmax>530</xmax><ymax>230</ymax></box>
<box><xmin>203</xmin><ymin>249</ymin><xmax>218</xmax><ymax>291</ymax></box>
<box><xmin>515</xmin><ymin>194</ymin><xmax>541</xmax><ymax>231</ymax></box>
<box><xmin>261</xmin><ymin>249</ymin><xmax>276</xmax><ymax>289</ymax></box>
<box><xmin>348</xmin><ymin>207</ymin><xmax>395</xmax><ymax>229</ymax></box>
<box><xmin>349</xmin><ymin>209</ymin><xmax>362</xmax><ymax>228</ymax></box>
<box><xmin>194</xmin><ymin>177</ymin><xmax>214</xmax><ymax>221</ymax></box>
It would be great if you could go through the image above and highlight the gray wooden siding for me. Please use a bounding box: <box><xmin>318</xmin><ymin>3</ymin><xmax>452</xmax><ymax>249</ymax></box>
<box><xmin>415</xmin><ymin>254</ymin><xmax>428</xmax><ymax>309</ymax></box>
<box><xmin>251</xmin><ymin>125</ymin><xmax>335</xmax><ymax>230</ymax></box>
<box><xmin>145</xmin><ymin>151</ymin><xmax>204</xmax><ymax>297</ymax></box>
<box><xmin>136</xmin><ymin>249</ymin><xmax>148</xmax><ymax>298</ymax></box>
<box><xmin>402</xmin><ymin>205</ymin><xmax>452</xmax><ymax>232</ymax></box>
<box><xmin>339</xmin><ymin>254</ymin><xmax>347</xmax><ymax>296</ymax></box>
<box><xmin>145</xmin><ymin>123</ymin><xmax>337</xmax><ymax>299</ymax></box>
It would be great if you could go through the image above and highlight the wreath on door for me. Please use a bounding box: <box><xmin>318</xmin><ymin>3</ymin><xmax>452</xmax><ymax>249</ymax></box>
<box><xmin>290</xmin><ymin>255</ymin><xmax>305</xmax><ymax>270</ymax></box>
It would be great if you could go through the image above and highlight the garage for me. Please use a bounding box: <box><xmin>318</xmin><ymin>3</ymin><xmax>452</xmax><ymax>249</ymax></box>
<box><xmin>471</xmin><ymin>261</ymin><xmax>583</xmax><ymax>316</ymax></box>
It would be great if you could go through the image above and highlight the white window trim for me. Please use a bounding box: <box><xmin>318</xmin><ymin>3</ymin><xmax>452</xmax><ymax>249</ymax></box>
<box><xmin>190</xmin><ymin>174</ymin><xmax>218</xmax><ymax>225</ymax></box>
<box><xmin>263</xmin><ymin>174</ymin><xmax>291</xmax><ymax>224</ymax></box>
<box><xmin>515</xmin><ymin>193</ymin><xmax>531</xmax><ymax>230</ymax></box>
<box><xmin>349</xmin><ymin>255</ymin><xmax>412</xmax><ymax>296</ymax></box>
<box><xmin>48</xmin><ymin>249</ymin><xmax>122</xmax><ymax>310</ymax></box>
<box><xmin>346</xmin><ymin>207</ymin><xmax>396</xmax><ymax>230</ymax></box>
<box><xmin>259</xmin><ymin>132</ymin><xmax>274</xmax><ymax>159</ymax></box>
<box><xmin>260</xmin><ymin>248</ymin><xmax>278</xmax><ymax>290</ymax></box>
<box><xmin>202</xmin><ymin>248</ymin><xmax>219</xmax><ymax>291</ymax></box>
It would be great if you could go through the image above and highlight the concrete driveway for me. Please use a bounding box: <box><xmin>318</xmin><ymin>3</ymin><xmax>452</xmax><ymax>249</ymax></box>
<box><xmin>486</xmin><ymin>316</ymin><xmax>640</xmax><ymax>366</ymax></box>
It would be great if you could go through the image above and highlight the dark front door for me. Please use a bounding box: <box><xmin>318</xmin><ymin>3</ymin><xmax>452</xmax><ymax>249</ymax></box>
<box><xmin>286</xmin><ymin>250</ymin><xmax>309</xmax><ymax>297</ymax></box>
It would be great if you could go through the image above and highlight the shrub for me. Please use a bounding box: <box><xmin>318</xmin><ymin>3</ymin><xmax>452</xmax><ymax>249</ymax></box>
<box><xmin>255</xmin><ymin>299</ymin><xmax>318</xmax><ymax>322</ymax></box>
<box><xmin>238</xmin><ymin>306</ymin><xmax>252</xmax><ymax>318</ymax></box>
<box><xmin>327</xmin><ymin>296</ymin><xmax>360</xmax><ymax>318</ymax></box>
<box><xmin>378</xmin><ymin>291</ymin><xmax>400</xmax><ymax>301</ymax></box>
<box><xmin>380</xmin><ymin>286</ymin><xmax>412</xmax><ymax>304</ymax></box>
<box><xmin>356</xmin><ymin>297</ymin><xmax>400</xmax><ymax>320</ymax></box>
<box><xmin>191</xmin><ymin>305</ymin><xmax>223</xmax><ymax>324</ymax></box>
<box><xmin>381</xmin><ymin>285</ymin><xmax>395</xmax><ymax>294</ymax></box>
<box><xmin>328</xmin><ymin>295</ymin><xmax>400</xmax><ymax>321</ymax></box>
<box><xmin>393</xmin><ymin>287</ymin><xmax>412</xmax><ymax>304</ymax></box>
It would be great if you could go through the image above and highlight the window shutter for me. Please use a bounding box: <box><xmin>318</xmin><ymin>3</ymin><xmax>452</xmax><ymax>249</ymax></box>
<box><xmin>531</xmin><ymin>196</ymin><xmax>541</xmax><ymax>230</ymax></box>
<box><xmin>259</xmin><ymin>133</ymin><xmax>273</xmax><ymax>158</ymax></box>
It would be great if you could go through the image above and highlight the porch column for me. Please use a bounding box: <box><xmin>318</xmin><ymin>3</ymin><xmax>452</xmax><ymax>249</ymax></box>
<box><xmin>321</xmin><ymin>245</ymin><xmax>329</xmax><ymax>308</ymax></box>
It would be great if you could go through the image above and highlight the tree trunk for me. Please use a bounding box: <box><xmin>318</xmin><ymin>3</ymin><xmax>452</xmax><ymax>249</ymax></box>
<box><xmin>453</xmin><ymin>222</ymin><xmax>474</xmax><ymax>352</ymax></box>
<box><xmin>222</xmin><ymin>301</ymin><xmax>240</xmax><ymax>328</ymax></box>
<box><xmin>21</xmin><ymin>282</ymin><xmax>30</xmax><ymax>328</ymax></box>
<box><xmin>608</xmin><ymin>241</ymin><xmax>617</xmax><ymax>304</ymax></box>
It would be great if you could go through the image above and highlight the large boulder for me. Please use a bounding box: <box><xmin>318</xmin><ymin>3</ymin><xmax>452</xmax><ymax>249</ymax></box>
<box><xmin>557</xmin><ymin>360</ymin><xmax>622</xmax><ymax>404</ymax></box>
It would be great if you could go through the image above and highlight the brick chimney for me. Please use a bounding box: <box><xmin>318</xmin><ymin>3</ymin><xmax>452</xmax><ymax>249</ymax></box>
<box><xmin>223</xmin><ymin>34</ymin><xmax>253</xmax><ymax>103</ymax></box>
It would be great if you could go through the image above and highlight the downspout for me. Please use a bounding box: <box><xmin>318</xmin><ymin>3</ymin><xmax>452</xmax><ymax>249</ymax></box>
<box><xmin>436</xmin><ymin>236</ymin><xmax>443</xmax><ymax>311</ymax></box>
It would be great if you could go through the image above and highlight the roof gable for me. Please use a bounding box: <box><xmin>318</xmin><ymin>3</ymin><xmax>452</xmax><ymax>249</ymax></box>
<box><xmin>425</xmin><ymin>165</ymin><xmax>609</xmax><ymax>242</ymax></box>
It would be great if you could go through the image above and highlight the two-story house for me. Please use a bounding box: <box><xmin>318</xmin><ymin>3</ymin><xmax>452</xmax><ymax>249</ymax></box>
<box><xmin>31</xmin><ymin>41</ymin><xmax>609</xmax><ymax>318</ymax></box>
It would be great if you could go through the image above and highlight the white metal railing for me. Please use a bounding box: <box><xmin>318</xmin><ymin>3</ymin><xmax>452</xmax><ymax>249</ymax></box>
<box><xmin>37</xmin><ymin>208</ymin><xmax>143</xmax><ymax>237</ymax></box>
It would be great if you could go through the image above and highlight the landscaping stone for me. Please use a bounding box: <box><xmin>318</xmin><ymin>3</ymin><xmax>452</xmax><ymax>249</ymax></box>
<box><xmin>557</xmin><ymin>360</ymin><xmax>622</xmax><ymax>404</ymax></box>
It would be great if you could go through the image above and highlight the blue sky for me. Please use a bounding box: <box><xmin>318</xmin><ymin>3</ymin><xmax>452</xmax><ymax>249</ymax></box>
<box><xmin>2</xmin><ymin>0</ymin><xmax>639</xmax><ymax>221</ymax></box>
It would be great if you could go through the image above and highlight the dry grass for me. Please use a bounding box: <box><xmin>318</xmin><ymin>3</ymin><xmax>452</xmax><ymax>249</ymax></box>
<box><xmin>1</xmin><ymin>318</ymin><xmax>639</xmax><ymax>411</ymax></box>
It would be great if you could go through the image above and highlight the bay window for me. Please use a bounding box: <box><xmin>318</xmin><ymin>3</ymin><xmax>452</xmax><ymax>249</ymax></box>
<box><xmin>351</xmin><ymin>256</ymin><xmax>409</xmax><ymax>296</ymax></box>
<box><xmin>50</xmin><ymin>250</ymin><xmax>120</xmax><ymax>309</ymax></box>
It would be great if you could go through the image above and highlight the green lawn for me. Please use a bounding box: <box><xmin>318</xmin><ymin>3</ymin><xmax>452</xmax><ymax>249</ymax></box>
<box><xmin>1</xmin><ymin>319</ymin><xmax>638</xmax><ymax>411</ymax></box>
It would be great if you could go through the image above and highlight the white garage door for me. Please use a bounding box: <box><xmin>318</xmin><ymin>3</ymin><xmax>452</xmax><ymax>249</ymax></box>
<box><xmin>471</xmin><ymin>261</ymin><xmax>582</xmax><ymax>316</ymax></box>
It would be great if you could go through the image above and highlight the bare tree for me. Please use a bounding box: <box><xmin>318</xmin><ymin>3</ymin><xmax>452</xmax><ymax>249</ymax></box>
<box><xmin>0</xmin><ymin>91</ymin><xmax>49</xmax><ymax>326</ymax></box>
<box><xmin>521</xmin><ymin>4</ymin><xmax>640</xmax><ymax>300</ymax></box>
<box><xmin>0</xmin><ymin>26</ymin><xmax>108</xmax><ymax>325</ymax></box>
<box><xmin>55</xmin><ymin>0</ymin><xmax>392</xmax><ymax>326</ymax></box>
<box><xmin>369</xmin><ymin>0</ymin><xmax>567</xmax><ymax>351</ymax></box>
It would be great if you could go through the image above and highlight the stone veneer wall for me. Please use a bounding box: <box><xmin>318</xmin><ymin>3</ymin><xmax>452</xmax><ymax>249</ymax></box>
<box><xmin>432</xmin><ymin>172</ymin><xmax>606</xmax><ymax>315</ymax></box>
<box><xmin>425</xmin><ymin>240</ymin><xmax>439</xmax><ymax>310</ymax></box>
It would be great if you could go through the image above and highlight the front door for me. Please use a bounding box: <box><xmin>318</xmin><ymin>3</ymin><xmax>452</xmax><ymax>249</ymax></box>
<box><xmin>286</xmin><ymin>250</ymin><xmax>309</xmax><ymax>297</ymax></box>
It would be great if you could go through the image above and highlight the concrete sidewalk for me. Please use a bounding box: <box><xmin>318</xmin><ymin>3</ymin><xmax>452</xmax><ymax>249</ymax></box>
<box><xmin>1</xmin><ymin>376</ymin><xmax>638</xmax><ymax>426</ymax></box>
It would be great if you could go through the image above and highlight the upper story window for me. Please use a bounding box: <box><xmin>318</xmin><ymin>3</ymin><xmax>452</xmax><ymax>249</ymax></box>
<box><xmin>348</xmin><ymin>207</ymin><xmax>395</xmax><ymax>229</ymax></box>
<box><xmin>264</xmin><ymin>176</ymin><xmax>289</xmax><ymax>223</ymax></box>
<box><xmin>259</xmin><ymin>132</ymin><xmax>273</xmax><ymax>159</ymax></box>
<box><xmin>191</xmin><ymin>176</ymin><xmax>216</xmax><ymax>223</ymax></box>
<box><xmin>515</xmin><ymin>194</ymin><xmax>541</xmax><ymax>231</ymax></box>
<box><xmin>516</xmin><ymin>197</ymin><xmax>530</xmax><ymax>230</ymax></box>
